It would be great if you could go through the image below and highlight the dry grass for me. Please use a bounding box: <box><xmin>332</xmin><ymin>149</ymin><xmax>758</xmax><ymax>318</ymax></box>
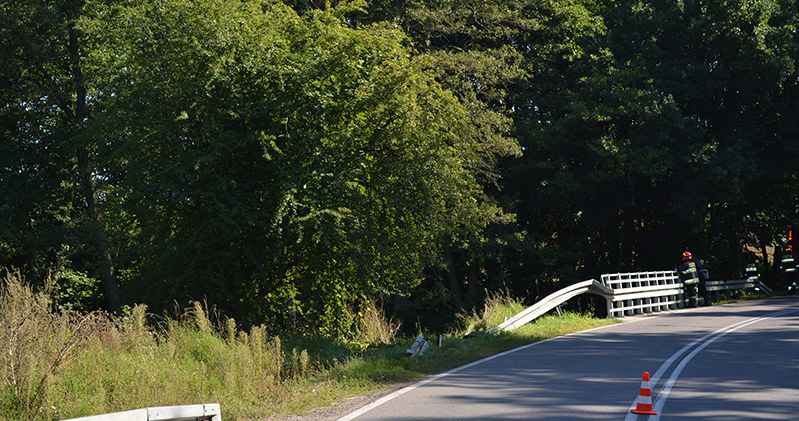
<box><xmin>0</xmin><ymin>269</ymin><xmax>296</xmax><ymax>420</ymax></box>
<box><xmin>0</xmin><ymin>270</ymin><xmax>107</xmax><ymax>420</ymax></box>
<box><xmin>456</xmin><ymin>289</ymin><xmax>528</xmax><ymax>335</ymax></box>
<box><xmin>355</xmin><ymin>300</ymin><xmax>400</xmax><ymax>346</ymax></box>
<box><xmin>0</xmin><ymin>271</ymin><xmax>617</xmax><ymax>421</ymax></box>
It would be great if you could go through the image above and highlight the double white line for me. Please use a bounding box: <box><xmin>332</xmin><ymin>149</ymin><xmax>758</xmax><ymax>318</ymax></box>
<box><xmin>625</xmin><ymin>306</ymin><xmax>799</xmax><ymax>420</ymax></box>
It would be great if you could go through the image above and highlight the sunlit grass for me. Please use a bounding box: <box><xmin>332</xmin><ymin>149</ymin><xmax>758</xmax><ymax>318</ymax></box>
<box><xmin>1</xmin><ymin>272</ymin><xmax>620</xmax><ymax>420</ymax></box>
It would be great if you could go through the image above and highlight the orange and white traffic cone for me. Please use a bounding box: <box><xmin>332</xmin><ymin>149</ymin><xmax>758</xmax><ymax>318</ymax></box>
<box><xmin>631</xmin><ymin>371</ymin><xmax>658</xmax><ymax>415</ymax></box>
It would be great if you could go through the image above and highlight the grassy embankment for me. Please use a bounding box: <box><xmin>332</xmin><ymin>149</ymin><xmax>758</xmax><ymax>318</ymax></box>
<box><xmin>0</xmin><ymin>271</ymin><xmax>619</xmax><ymax>421</ymax></box>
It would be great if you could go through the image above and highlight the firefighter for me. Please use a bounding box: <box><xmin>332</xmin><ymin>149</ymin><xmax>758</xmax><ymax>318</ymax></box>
<box><xmin>677</xmin><ymin>251</ymin><xmax>709</xmax><ymax>307</ymax></box>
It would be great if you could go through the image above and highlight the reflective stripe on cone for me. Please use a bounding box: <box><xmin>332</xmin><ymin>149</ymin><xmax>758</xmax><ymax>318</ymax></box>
<box><xmin>631</xmin><ymin>371</ymin><xmax>658</xmax><ymax>415</ymax></box>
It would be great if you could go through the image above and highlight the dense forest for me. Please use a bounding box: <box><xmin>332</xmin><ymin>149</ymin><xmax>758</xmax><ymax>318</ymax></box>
<box><xmin>2</xmin><ymin>0</ymin><xmax>798</xmax><ymax>336</ymax></box>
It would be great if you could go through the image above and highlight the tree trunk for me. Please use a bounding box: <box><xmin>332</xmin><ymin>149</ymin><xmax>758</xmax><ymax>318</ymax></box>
<box><xmin>621</xmin><ymin>207</ymin><xmax>635</xmax><ymax>271</ymax></box>
<box><xmin>68</xmin><ymin>8</ymin><xmax>119</xmax><ymax>311</ymax></box>
<box><xmin>77</xmin><ymin>148</ymin><xmax>119</xmax><ymax>310</ymax></box>
<box><xmin>467</xmin><ymin>266</ymin><xmax>479</xmax><ymax>300</ymax></box>
<box><xmin>445</xmin><ymin>246</ymin><xmax>462</xmax><ymax>306</ymax></box>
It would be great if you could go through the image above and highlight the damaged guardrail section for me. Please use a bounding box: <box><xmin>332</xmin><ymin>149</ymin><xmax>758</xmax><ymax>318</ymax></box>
<box><xmin>486</xmin><ymin>279</ymin><xmax>613</xmax><ymax>333</ymax></box>
<box><xmin>491</xmin><ymin>271</ymin><xmax>772</xmax><ymax>332</ymax></box>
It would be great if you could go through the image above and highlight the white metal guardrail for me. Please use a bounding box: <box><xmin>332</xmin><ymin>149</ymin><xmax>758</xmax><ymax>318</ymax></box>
<box><xmin>61</xmin><ymin>403</ymin><xmax>221</xmax><ymax>421</ymax></box>
<box><xmin>491</xmin><ymin>270</ymin><xmax>772</xmax><ymax>332</ymax></box>
<box><xmin>603</xmin><ymin>271</ymin><xmax>772</xmax><ymax>317</ymax></box>
<box><xmin>486</xmin><ymin>279</ymin><xmax>613</xmax><ymax>333</ymax></box>
<box><xmin>707</xmin><ymin>278</ymin><xmax>772</xmax><ymax>296</ymax></box>
<box><xmin>602</xmin><ymin>271</ymin><xmax>683</xmax><ymax>317</ymax></box>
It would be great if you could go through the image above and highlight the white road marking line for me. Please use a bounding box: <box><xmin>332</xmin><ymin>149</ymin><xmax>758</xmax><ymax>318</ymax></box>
<box><xmin>626</xmin><ymin>306</ymin><xmax>799</xmax><ymax>420</ymax></box>
<box><xmin>336</xmin><ymin>322</ymin><xmax>629</xmax><ymax>421</ymax></box>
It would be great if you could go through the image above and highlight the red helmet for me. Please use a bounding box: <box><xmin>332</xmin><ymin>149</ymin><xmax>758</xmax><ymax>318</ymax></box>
<box><xmin>682</xmin><ymin>251</ymin><xmax>692</xmax><ymax>260</ymax></box>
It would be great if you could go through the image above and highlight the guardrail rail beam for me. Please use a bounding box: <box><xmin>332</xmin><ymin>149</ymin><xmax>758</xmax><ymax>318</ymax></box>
<box><xmin>61</xmin><ymin>403</ymin><xmax>221</xmax><ymax>421</ymax></box>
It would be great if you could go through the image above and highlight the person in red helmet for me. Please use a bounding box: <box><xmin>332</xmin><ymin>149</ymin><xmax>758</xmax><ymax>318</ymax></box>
<box><xmin>676</xmin><ymin>251</ymin><xmax>710</xmax><ymax>307</ymax></box>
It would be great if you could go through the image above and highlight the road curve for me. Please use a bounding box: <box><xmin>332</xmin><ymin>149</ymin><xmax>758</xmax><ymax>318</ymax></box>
<box><xmin>337</xmin><ymin>296</ymin><xmax>799</xmax><ymax>421</ymax></box>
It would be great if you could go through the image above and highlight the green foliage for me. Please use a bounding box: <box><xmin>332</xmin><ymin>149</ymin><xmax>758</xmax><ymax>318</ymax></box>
<box><xmin>52</xmin><ymin>269</ymin><xmax>102</xmax><ymax>312</ymax></box>
<box><xmin>3</xmin><ymin>0</ymin><xmax>799</xmax><ymax>339</ymax></box>
<box><xmin>74</xmin><ymin>0</ymin><xmax>518</xmax><ymax>333</ymax></box>
<box><xmin>503</xmin><ymin>0</ymin><xmax>799</xmax><ymax>286</ymax></box>
<box><xmin>0</xmin><ymin>0</ymin><xmax>80</xmax><ymax>283</ymax></box>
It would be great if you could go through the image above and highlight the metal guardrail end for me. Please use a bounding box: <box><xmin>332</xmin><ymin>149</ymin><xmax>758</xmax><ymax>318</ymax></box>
<box><xmin>203</xmin><ymin>403</ymin><xmax>222</xmax><ymax>421</ymax></box>
<box><xmin>60</xmin><ymin>404</ymin><xmax>222</xmax><ymax>421</ymax></box>
<box><xmin>204</xmin><ymin>403</ymin><xmax>221</xmax><ymax>415</ymax></box>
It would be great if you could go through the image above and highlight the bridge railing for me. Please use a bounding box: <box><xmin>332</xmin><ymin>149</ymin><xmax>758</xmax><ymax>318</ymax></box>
<box><xmin>601</xmin><ymin>271</ymin><xmax>683</xmax><ymax>317</ymax></box>
<box><xmin>602</xmin><ymin>271</ymin><xmax>772</xmax><ymax>318</ymax></box>
<box><xmin>707</xmin><ymin>278</ymin><xmax>772</xmax><ymax>297</ymax></box>
<box><xmin>491</xmin><ymin>271</ymin><xmax>772</xmax><ymax>332</ymax></box>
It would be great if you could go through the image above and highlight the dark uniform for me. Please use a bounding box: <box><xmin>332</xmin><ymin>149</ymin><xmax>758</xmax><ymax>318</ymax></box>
<box><xmin>677</xmin><ymin>251</ymin><xmax>709</xmax><ymax>307</ymax></box>
<box><xmin>697</xmin><ymin>261</ymin><xmax>710</xmax><ymax>305</ymax></box>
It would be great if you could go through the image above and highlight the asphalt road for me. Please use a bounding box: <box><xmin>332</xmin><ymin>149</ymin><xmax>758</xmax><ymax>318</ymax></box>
<box><xmin>337</xmin><ymin>296</ymin><xmax>799</xmax><ymax>420</ymax></box>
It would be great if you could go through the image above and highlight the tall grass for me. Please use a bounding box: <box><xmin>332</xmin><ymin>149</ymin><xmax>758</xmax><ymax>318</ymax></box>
<box><xmin>0</xmin><ymin>270</ymin><xmax>106</xmax><ymax>420</ymax></box>
<box><xmin>354</xmin><ymin>300</ymin><xmax>400</xmax><ymax>347</ymax></box>
<box><xmin>0</xmin><ymin>271</ymin><xmax>618</xmax><ymax>421</ymax></box>
<box><xmin>457</xmin><ymin>289</ymin><xmax>528</xmax><ymax>334</ymax></box>
<box><xmin>44</xmin><ymin>303</ymin><xmax>288</xmax><ymax>420</ymax></box>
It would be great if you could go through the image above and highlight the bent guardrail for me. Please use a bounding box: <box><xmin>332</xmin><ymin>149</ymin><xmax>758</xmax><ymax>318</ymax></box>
<box><xmin>61</xmin><ymin>403</ymin><xmax>221</xmax><ymax>421</ymax></box>
<box><xmin>491</xmin><ymin>271</ymin><xmax>772</xmax><ymax>332</ymax></box>
<box><xmin>486</xmin><ymin>279</ymin><xmax>613</xmax><ymax>333</ymax></box>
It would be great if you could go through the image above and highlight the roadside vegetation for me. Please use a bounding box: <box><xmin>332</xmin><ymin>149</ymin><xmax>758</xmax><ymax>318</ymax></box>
<box><xmin>6</xmin><ymin>0</ymin><xmax>799</xmax><ymax>352</ymax></box>
<box><xmin>0</xmin><ymin>271</ymin><xmax>618</xmax><ymax>421</ymax></box>
<box><xmin>4</xmin><ymin>0</ymin><xmax>796</xmax><ymax>418</ymax></box>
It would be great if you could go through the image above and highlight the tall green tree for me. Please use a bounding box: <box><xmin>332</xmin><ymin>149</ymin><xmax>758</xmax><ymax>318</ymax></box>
<box><xmin>0</xmin><ymin>0</ymin><xmax>118</xmax><ymax>309</ymax></box>
<box><xmin>350</xmin><ymin>0</ymin><xmax>606</xmax><ymax>306</ymax></box>
<box><xmin>506</xmin><ymin>0</ymin><xmax>799</xmax><ymax>285</ymax></box>
<box><xmin>81</xmin><ymin>0</ymin><xmax>516</xmax><ymax>334</ymax></box>
<box><xmin>602</xmin><ymin>0</ymin><xmax>799</xmax><ymax>274</ymax></box>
